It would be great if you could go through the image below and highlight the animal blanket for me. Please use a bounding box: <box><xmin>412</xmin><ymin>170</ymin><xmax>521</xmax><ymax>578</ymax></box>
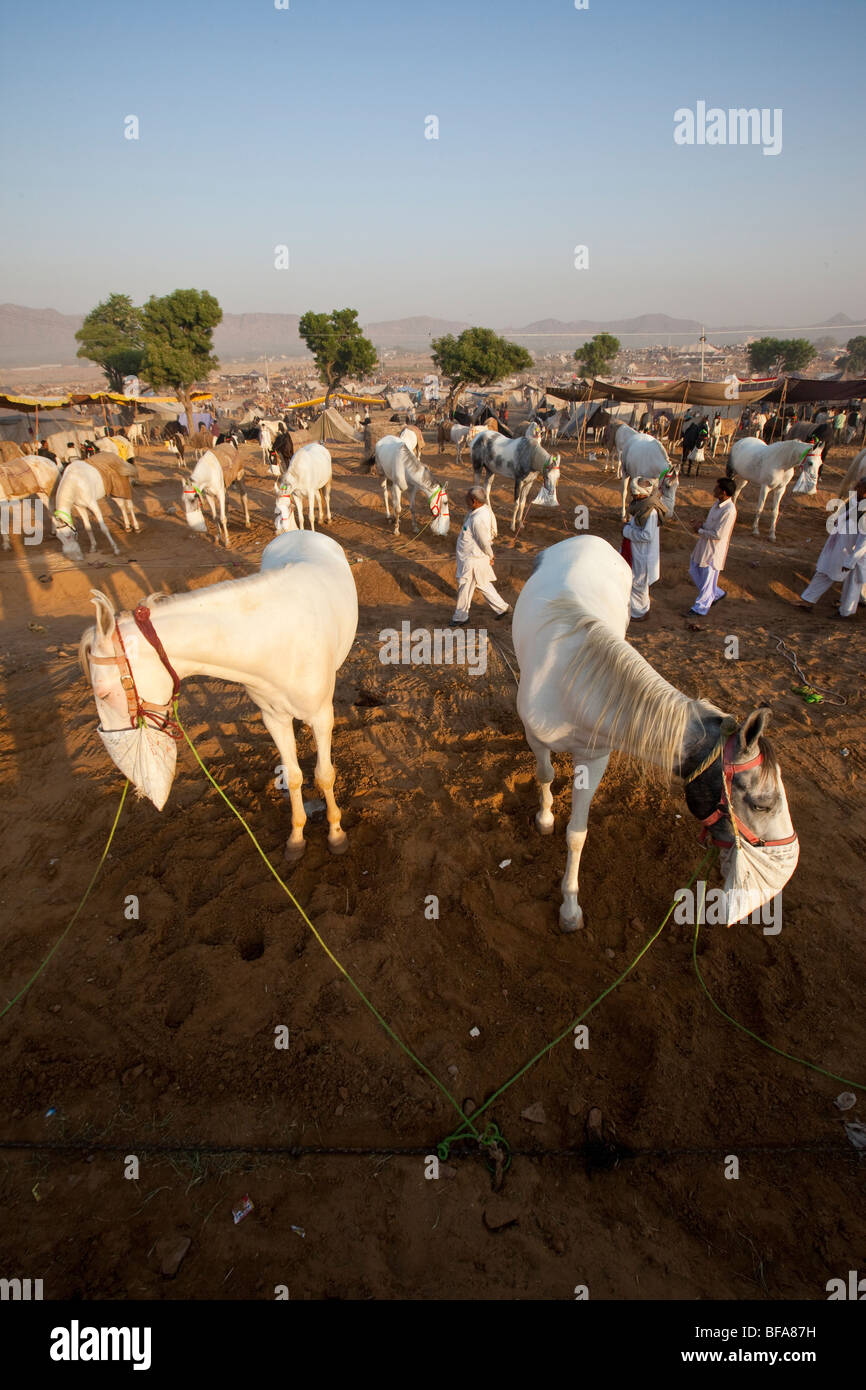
<box><xmin>0</xmin><ymin>457</ymin><xmax>42</xmax><ymax>498</ymax></box>
<box><xmin>87</xmin><ymin>452</ymin><xmax>135</xmax><ymax>501</ymax></box>
<box><xmin>213</xmin><ymin>444</ymin><xmax>245</xmax><ymax>487</ymax></box>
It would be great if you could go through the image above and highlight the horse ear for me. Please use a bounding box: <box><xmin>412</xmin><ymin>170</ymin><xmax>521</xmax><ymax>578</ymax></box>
<box><xmin>89</xmin><ymin>589</ymin><xmax>115</xmax><ymax>640</ymax></box>
<box><xmin>737</xmin><ymin>706</ymin><xmax>771</xmax><ymax>754</ymax></box>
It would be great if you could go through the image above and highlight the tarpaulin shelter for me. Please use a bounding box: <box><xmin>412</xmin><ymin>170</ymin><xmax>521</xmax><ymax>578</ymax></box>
<box><xmin>305</xmin><ymin>407</ymin><xmax>363</xmax><ymax>443</ymax></box>
<box><xmin>545</xmin><ymin>376</ymin><xmax>866</xmax><ymax>408</ymax></box>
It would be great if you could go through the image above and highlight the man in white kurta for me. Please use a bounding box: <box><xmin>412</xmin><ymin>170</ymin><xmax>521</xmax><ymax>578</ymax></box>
<box><xmin>800</xmin><ymin>479</ymin><xmax>866</xmax><ymax>617</ymax></box>
<box><xmin>451</xmin><ymin>487</ymin><xmax>510</xmax><ymax>624</ymax></box>
<box><xmin>689</xmin><ymin>477</ymin><xmax>738</xmax><ymax>615</ymax></box>
<box><xmin>622</xmin><ymin>479</ymin><xmax>663</xmax><ymax>619</ymax></box>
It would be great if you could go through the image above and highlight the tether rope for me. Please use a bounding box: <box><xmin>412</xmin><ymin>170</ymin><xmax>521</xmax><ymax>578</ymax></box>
<box><xmin>0</xmin><ymin>783</ymin><xmax>128</xmax><ymax>1021</ymax></box>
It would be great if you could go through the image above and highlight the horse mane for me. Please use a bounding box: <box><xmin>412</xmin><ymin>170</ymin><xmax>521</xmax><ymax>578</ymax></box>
<box><xmin>542</xmin><ymin>600</ymin><xmax>691</xmax><ymax>779</ymax></box>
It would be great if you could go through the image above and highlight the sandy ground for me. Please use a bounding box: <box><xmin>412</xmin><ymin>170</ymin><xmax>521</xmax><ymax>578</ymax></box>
<box><xmin>0</xmin><ymin>424</ymin><xmax>864</xmax><ymax>1301</ymax></box>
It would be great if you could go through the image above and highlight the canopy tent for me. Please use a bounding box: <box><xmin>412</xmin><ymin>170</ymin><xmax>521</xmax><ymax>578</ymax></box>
<box><xmin>305</xmin><ymin>407</ymin><xmax>363</xmax><ymax>443</ymax></box>
<box><xmin>386</xmin><ymin>391</ymin><xmax>417</xmax><ymax>411</ymax></box>
<box><xmin>545</xmin><ymin>376</ymin><xmax>866</xmax><ymax>408</ymax></box>
<box><xmin>0</xmin><ymin>390</ymin><xmax>212</xmax><ymax>412</ymax></box>
<box><xmin>288</xmin><ymin>391</ymin><xmax>387</xmax><ymax>411</ymax></box>
<box><xmin>0</xmin><ymin>409</ymin><xmax>97</xmax><ymax>444</ymax></box>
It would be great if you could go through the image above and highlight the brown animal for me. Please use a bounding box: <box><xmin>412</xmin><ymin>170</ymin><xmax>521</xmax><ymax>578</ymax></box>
<box><xmin>85</xmin><ymin>451</ymin><xmax>137</xmax><ymax>501</ymax></box>
<box><xmin>0</xmin><ymin>441</ymin><xmax>23</xmax><ymax>463</ymax></box>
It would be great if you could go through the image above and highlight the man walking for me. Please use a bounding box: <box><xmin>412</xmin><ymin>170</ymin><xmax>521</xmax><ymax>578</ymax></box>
<box><xmin>622</xmin><ymin>478</ymin><xmax>666</xmax><ymax>620</ymax></box>
<box><xmin>688</xmin><ymin>477</ymin><xmax>738</xmax><ymax>615</ymax></box>
<box><xmin>450</xmin><ymin>486</ymin><xmax>510</xmax><ymax>625</ymax></box>
<box><xmin>800</xmin><ymin>478</ymin><xmax>866</xmax><ymax>618</ymax></box>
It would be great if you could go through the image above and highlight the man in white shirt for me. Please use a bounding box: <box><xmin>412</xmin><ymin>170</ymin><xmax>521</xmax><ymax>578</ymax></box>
<box><xmin>451</xmin><ymin>486</ymin><xmax>510</xmax><ymax>625</ymax></box>
<box><xmin>688</xmin><ymin>477</ymin><xmax>738</xmax><ymax>615</ymax></box>
<box><xmin>800</xmin><ymin>478</ymin><xmax>866</xmax><ymax>617</ymax></box>
<box><xmin>622</xmin><ymin>478</ymin><xmax>666</xmax><ymax>620</ymax></box>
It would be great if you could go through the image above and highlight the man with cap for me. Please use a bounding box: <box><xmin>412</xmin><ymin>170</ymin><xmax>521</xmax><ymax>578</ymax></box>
<box><xmin>450</xmin><ymin>486</ymin><xmax>510</xmax><ymax>625</ymax></box>
<box><xmin>622</xmin><ymin>477</ymin><xmax>667</xmax><ymax>620</ymax></box>
<box><xmin>688</xmin><ymin>476</ymin><xmax>738</xmax><ymax>615</ymax></box>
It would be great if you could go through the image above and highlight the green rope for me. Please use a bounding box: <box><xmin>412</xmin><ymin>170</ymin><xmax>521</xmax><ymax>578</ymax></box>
<box><xmin>173</xmin><ymin>704</ymin><xmax>484</xmax><ymax>1148</ymax></box>
<box><xmin>1</xmin><ymin>783</ymin><xmax>129</xmax><ymax>1021</ymax></box>
<box><xmin>692</xmin><ymin>912</ymin><xmax>866</xmax><ymax>1093</ymax></box>
<box><xmin>437</xmin><ymin>848</ymin><xmax>718</xmax><ymax>1160</ymax></box>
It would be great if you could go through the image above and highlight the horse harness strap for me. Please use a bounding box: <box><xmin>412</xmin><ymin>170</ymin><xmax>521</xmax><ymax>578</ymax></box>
<box><xmin>88</xmin><ymin>605</ymin><xmax>182</xmax><ymax>739</ymax></box>
<box><xmin>690</xmin><ymin>735</ymin><xmax>797</xmax><ymax>850</ymax></box>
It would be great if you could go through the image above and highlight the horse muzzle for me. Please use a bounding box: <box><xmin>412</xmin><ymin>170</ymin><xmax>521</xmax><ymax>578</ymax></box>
<box><xmin>97</xmin><ymin>723</ymin><xmax>177</xmax><ymax>810</ymax></box>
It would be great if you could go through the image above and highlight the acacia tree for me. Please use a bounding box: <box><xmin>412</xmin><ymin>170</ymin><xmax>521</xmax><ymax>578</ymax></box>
<box><xmin>836</xmin><ymin>335</ymin><xmax>866</xmax><ymax>376</ymax></box>
<box><xmin>748</xmin><ymin>336</ymin><xmax>815</xmax><ymax>374</ymax></box>
<box><xmin>574</xmin><ymin>333</ymin><xmax>620</xmax><ymax>378</ymax></box>
<box><xmin>75</xmin><ymin>293</ymin><xmax>145</xmax><ymax>392</ymax></box>
<box><xmin>141</xmin><ymin>289</ymin><xmax>222</xmax><ymax>431</ymax></box>
<box><xmin>431</xmin><ymin>327</ymin><xmax>532</xmax><ymax>411</ymax></box>
<box><xmin>298</xmin><ymin>309</ymin><xmax>378</xmax><ymax>406</ymax></box>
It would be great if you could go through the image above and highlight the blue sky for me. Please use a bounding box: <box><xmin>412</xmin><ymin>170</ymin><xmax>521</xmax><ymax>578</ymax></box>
<box><xmin>0</xmin><ymin>0</ymin><xmax>862</xmax><ymax>326</ymax></box>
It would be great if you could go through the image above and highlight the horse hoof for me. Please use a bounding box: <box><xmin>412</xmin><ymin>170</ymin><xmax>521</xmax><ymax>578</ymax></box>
<box><xmin>328</xmin><ymin>831</ymin><xmax>348</xmax><ymax>855</ymax></box>
<box><xmin>559</xmin><ymin>905</ymin><xmax>584</xmax><ymax>934</ymax></box>
<box><xmin>535</xmin><ymin>813</ymin><xmax>555</xmax><ymax>836</ymax></box>
<box><xmin>284</xmin><ymin>839</ymin><xmax>306</xmax><ymax>863</ymax></box>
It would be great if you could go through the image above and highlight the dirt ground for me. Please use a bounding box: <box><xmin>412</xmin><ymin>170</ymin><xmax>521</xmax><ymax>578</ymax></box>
<box><xmin>0</xmin><ymin>421</ymin><xmax>864</xmax><ymax>1301</ymax></box>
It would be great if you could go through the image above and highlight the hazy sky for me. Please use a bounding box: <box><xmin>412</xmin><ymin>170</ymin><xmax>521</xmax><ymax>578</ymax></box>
<box><xmin>1</xmin><ymin>0</ymin><xmax>863</xmax><ymax>327</ymax></box>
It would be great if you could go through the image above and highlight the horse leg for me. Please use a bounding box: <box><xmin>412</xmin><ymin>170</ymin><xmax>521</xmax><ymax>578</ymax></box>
<box><xmin>89</xmin><ymin>503</ymin><xmax>119</xmax><ymax>555</ymax></box>
<box><xmin>310</xmin><ymin>706</ymin><xmax>347</xmax><ymax>854</ymax></box>
<box><xmin>392</xmin><ymin>485</ymin><xmax>401</xmax><ymax>536</ymax></box>
<box><xmin>323</xmin><ymin>480</ymin><xmax>332</xmax><ymax>522</ymax></box>
<box><xmin>237</xmin><ymin>479</ymin><xmax>250</xmax><ymax>528</ymax></box>
<box><xmin>766</xmin><ymin>484</ymin><xmax>785</xmax><ymax>541</ymax></box>
<box><xmin>560</xmin><ymin>754</ymin><xmax>609</xmax><ymax>933</ymax></box>
<box><xmin>621</xmin><ymin>471</ymin><xmax>629</xmax><ymax>521</ymax></box>
<box><xmin>752</xmin><ymin>483</ymin><xmax>769</xmax><ymax>535</ymax></box>
<box><xmin>260</xmin><ymin>711</ymin><xmax>307</xmax><ymax>861</ymax></box>
<box><xmin>526</xmin><ymin>730</ymin><xmax>555</xmax><ymax>835</ymax></box>
<box><xmin>307</xmin><ymin>489</ymin><xmax>316</xmax><ymax>532</ymax></box>
<box><xmin>381</xmin><ymin>477</ymin><xmax>391</xmax><ymax>521</ymax></box>
<box><xmin>218</xmin><ymin>493</ymin><xmax>230</xmax><ymax>547</ymax></box>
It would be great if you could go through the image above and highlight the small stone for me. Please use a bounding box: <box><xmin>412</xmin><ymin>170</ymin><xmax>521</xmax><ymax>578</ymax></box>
<box><xmin>156</xmin><ymin>1236</ymin><xmax>191</xmax><ymax>1277</ymax></box>
<box><xmin>469</xmin><ymin>1026</ymin><xmax>480</xmax><ymax>1038</ymax></box>
<box><xmin>339</xmin><ymin>1087</ymin><xmax>349</xmax><ymax>1101</ymax></box>
<box><xmin>521</xmin><ymin>1102</ymin><xmax>546</xmax><ymax>1125</ymax></box>
<box><xmin>605</xmin><ymin>949</ymin><xmax>615</xmax><ymax>959</ymax></box>
<box><xmin>483</xmin><ymin>1201</ymin><xmax>520</xmax><ymax>1232</ymax></box>
<box><xmin>334</xmin><ymin>1104</ymin><xmax>344</xmax><ymax>1117</ymax></box>
<box><xmin>49</xmin><ymin>1004</ymin><xmax>61</xmax><ymax>1014</ymax></box>
<box><xmin>835</xmin><ymin>1092</ymin><xmax>856</xmax><ymax>1111</ymax></box>
<box><xmin>567</xmin><ymin>1096</ymin><xmax>582</xmax><ymax>1118</ymax></box>
<box><xmin>447</xmin><ymin>1065</ymin><xmax>459</xmax><ymax>1077</ymax></box>
<box><xmin>439</xmin><ymin>1163</ymin><xmax>458</xmax><ymax>1180</ymax></box>
<box><xmin>499</xmin><ymin>859</ymin><xmax>512</xmax><ymax>869</ymax></box>
<box><xmin>463</xmin><ymin>1098</ymin><xmax>477</xmax><ymax>1116</ymax></box>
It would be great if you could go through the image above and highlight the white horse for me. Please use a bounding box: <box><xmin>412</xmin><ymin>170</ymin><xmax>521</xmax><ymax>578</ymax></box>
<box><xmin>259</xmin><ymin>418</ymin><xmax>284</xmax><ymax>465</ymax></box>
<box><xmin>373</xmin><ymin>435</ymin><xmax>449</xmax><ymax>537</ymax></box>
<box><xmin>470</xmin><ymin>432</ymin><xmax>560</xmax><ymax>532</ymax></box>
<box><xmin>80</xmin><ymin>530</ymin><xmax>358</xmax><ymax>859</ymax></box>
<box><xmin>513</xmin><ymin>535</ymin><xmax>798</xmax><ymax>932</ymax></box>
<box><xmin>727</xmin><ymin>437</ymin><xmax>818</xmax><ymax>540</ymax></box>
<box><xmin>840</xmin><ymin>447</ymin><xmax>866</xmax><ymax>496</ymax></box>
<box><xmin>0</xmin><ymin>455</ymin><xmax>60</xmax><ymax>549</ymax></box>
<box><xmin>619</xmin><ymin>433</ymin><xmax>677</xmax><ymax>520</ymax></box>
<box><xmin>450</xmin><ymin>423</ymin><xmax>488</xmax><ymax>465</ymax></box>
<box><xmin>275</xmin><ymin>443</ymin><xmax>332</xmax><ymax>532</ymax></box>
<box><xmin>53</xmin><ymin>457</ymin><xmax>139</xmax><ymax>557</ymax></box>
<box><xmin>181</xmin><ymin>445</ymin><xmax>249</xmax><ymax>547</ymax></box>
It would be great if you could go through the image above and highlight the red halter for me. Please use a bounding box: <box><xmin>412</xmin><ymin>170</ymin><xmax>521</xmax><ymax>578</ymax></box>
<box><xmin>88</xmin><ymin>604</ymin><xmax>182</xmax><ymax>739</ymax></box>
<box><xmin>697</xmin><ymin>735</ymin><xmax>797</xmax><ymax>849</ymax></box>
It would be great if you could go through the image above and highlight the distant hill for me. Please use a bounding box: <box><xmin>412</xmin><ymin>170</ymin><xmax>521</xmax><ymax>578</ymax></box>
<box><xmin>0</xmin><ymin>304</ymin><xmax>861</xmax><ymax>370</ymax></box>
<box><xmin>362</xmin><ymin>315</ymin><xmax>471</xmax><ymax>348</ymax></box>
<box><xmin>513</xmin><ymin>313</ymin><xmax>702</xmax><ymax>335</ymax></box>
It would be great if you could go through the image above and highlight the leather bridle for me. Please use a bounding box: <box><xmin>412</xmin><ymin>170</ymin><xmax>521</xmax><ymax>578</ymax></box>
<box><xmin>88</xmin><ymin>604</ymin><xmax>182</xmax><ymax>740</ymax></box>
<box><xmin>687</xmin><ymin>733</ymin><xmax>798</xmax><ymax>850</ymax></box>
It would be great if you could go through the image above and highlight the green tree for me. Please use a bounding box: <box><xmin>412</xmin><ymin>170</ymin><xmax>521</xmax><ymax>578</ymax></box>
<box><xmin>141</xmin><ymin>289</ymin><xmax>222</xmax><ymax>429</ymax></box>
<box><xmin>574</xmin><ymin>332</ymin><xmax>621</xmax><ymax>378</ymax></box>
<box><xmin>431</xmin><ymin>327</ymin><xmax>532</xmax><ymax>410</ymax></box>
<box><xmin>836</xmin><ymin>335</ymin><xmax>866</xmax><ymax>376</ymax></box>
<box><xmin>298</xmin><ymin>308</ymin><xmax>378</xmax><ymax>405</ymax></box>
<box><xmin>75</xmin><ymin>293</ymin><xmax>145</xmax><ymax>392</ymax></box>
<box><xmin>747</xmin><ymin>336</ymin><xmax>815</xmax><ymax>374</ymax></box>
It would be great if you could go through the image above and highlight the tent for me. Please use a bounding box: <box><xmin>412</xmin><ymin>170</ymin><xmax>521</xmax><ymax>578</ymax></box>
<box><xmin>386</xmin><ymin>391</ymin><xmax>416</xmax><ymax>411</ymax></box>
<box><xmin>305</xmin><ymin>407</ymin><xmax>363</xmax><ymax>443</ymax></box>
